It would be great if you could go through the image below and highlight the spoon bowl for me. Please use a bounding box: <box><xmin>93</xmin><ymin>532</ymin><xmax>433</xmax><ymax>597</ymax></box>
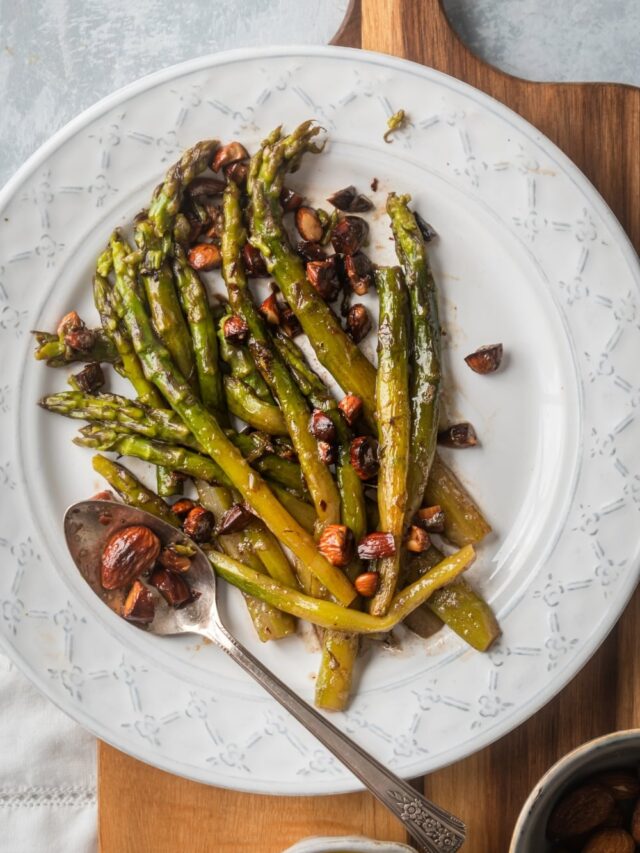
<box><xmin>64</xmin><ymin>500</ymin><xmax>217</xmax><ymax>636</ymax></box>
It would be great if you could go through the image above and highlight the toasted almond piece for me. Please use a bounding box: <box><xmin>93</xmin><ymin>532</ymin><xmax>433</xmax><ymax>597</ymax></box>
<box><xmin>582</xmin><ymin>829</ymin><xmax>634</xmax><ymax>853</ymax></box>
<box><xmin>57</xmin><ymin>310</ymin><xmax>83</xmax><ymax>336</ymax></box>
<box><xmin>592</xmin><ymin>771</ymin><xmax>640</xmax><ymax>801</ymax></box>
<box><xmin>330</xmin><ymin>216</ymin><xmax>369</xmax><ymax>255</ymax></box>
<box><xmin>406</xmin><ymin>525</ymin><xmax>430</xmax><ymax>553</ymax></box>
<box><xmin>217</xmin><ymin>504</ymin><xmax>254</xmax><ymax>535</ymax></box>
<box><xmin>295</xmin><ymin>206</ymin><xmax>323</xmax><ymax>242</ymax></box>
<box><xmin>222</xmin><ymin>313</ymin><xmax>249</xmax><ymax>344</ymax></box>
<box><xmin>158</xmin><ymin>547</ymin><xmax>192</xmax><ymax>574</ymax></box>
<box><xmin>149</xmin><ymin>568</ymin><xmax>191</xmax><ymax>608</ymax></box>
<box><xmin>415</xmin><ymin>212</ymin><xmax>438</xmax><ymax>242</ymax></box>
<box><xmin>318</xmin><ymin>524</ymin><xmax>354</xmax><ymax>567</ymax></box>
<box><xmin>306</xmin><ymin>257</ymin><xmax>340</xmax><ymax>301</ymax></box>
<box><xmin>101</xmin><ymin>525</ymin><xmax>161</xmax><ymax>590</ymax></box>
<box><xmin>122</xmin><ymin>580</ymin><xmax>156</xmax><ymax>624</ymax></box>
<box><xmin>212</xmin><ymin>141</ymin><xmax>248</xmax><ymax>172</ymax></box>
<box><xmin>464</xmin><ymin>343</ymin><xmax>503</xmax><ymax>374</ymax></box>
<box><xmin>297</xmin><ymin>240</ymin><xmax>326</xmax><ymax>262</ymax></box>
<box><xmin>186</xmin><ymin>176</ymin><xmax>226</xmax><ymax>199</ymax></box>
<box><xmin>187</xmin><ymin>243</ymin><xmax>222</xmax><ymax>271</ymax></box>
<box><xmin>74</xmin><ymin>362</ymin><xmax>104</xmax><ymax>393</ymax></box>
<box><xmin>309</xmin><ymin>410</ymin><xmax>337</xmax><ymax>443</ymax></box>
<box><xmin>338</xmin><ymin>393</ymin><xmax>363</xmax><ymax>426</ymax></box>
<box><xmin>416</xmin><ymin>505</ymin><xmax>445</xmax><ymax>534</ymax></box>
<box><xmin>171</xmin><ymin>498</ymin><xmax>196</xmax><ymax>519</ymax></box>
<box><xmin>259</xmin><ymin>293</ymin><xmax>281</xmax><ymax>325</ymax></box>
<box><xmin>242</xmin><ymin>242</ymin><xmax>268</xmax><ymax>277</ymax></box>
<box><xmin>344</xmin><ymin>252</ymin><xmax>374</xmax><ymax>295</ymax></box>
<box><xmin>225</xmin><ymin>159</ymin><xmax>249</xmax><ymax>187</ymax></box>
<box><xmin>354</xmin><ymin>571</ymin><xmax>379</xmax><ymax>597</ymax></box>
<box><xmin>547</xmin><ymin>783</ymin><xmax>614</xmax><ymax>840</ymax></box>
<box><xmin>317</xmin><ymin>440</ymin><xmax>336</xmax><ymax>465</ymax></box>
<box><xmin>357</xmin><ymin>532</ymin><xmax>396</xmax><ymax>560</ymax></box>
<box><xmin>182</xmin><ymin>506</ymin><xmax>215</xmax><ymax>543</ymax></box>
<box><xmin>349</xmin><ymin>435</ymin><xmax>379</xmax><ymax>480</ymax></box>
<box><xmin>280</xmin><ymin>304</ymin><xmax>302</xmax><ymax>338</ymax></box>
<box><xmin>346</xmin><ymin>303</ymin><xmax>372</xmax><ymax>343</ymax></box>
<box><xmin>438</xmin><ymin>422</ymin><xmax>478</xmax><ymax>449</ymax></box>
<box><xmin>280</xmin><ymin>187</ymin><xmax>304</xmax><ymax>212</ymax></box>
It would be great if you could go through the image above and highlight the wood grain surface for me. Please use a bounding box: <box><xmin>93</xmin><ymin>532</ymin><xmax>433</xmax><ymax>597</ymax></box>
<box><xmin>99</xmin><ymin>2</ymin><xmax>640</xmax><ymax>850</ymax></box>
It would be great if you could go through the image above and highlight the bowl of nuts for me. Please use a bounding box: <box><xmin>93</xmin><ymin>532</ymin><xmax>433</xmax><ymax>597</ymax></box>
<box><xmin>510</xmin><ymin>729</ymin><xmax>640</xmax><ymax>852</ymax></box>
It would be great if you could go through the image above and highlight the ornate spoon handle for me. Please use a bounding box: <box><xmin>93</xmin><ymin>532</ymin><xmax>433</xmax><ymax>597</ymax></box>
<box><xmin>206</xmin><ymin>622</ymin><xmax>466</xmax><ymax>853</ymax></box>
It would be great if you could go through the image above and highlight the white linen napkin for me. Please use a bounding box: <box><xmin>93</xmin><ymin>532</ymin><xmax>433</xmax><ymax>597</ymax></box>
<box><xmin>0</xmin><ymin>655</ymin><xmax>96</xmax><ymax>852</ymax></box>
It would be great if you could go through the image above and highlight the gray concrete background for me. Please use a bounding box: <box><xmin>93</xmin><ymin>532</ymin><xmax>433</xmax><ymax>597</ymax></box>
<box><xmin>0</xmin><ymin>0</ymin><xmax>638</xmax><ymax>187</ymax></box>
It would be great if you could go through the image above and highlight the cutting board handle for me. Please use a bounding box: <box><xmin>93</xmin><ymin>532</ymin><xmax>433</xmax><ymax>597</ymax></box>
<box><xmin>334</xmin><ymin>0</ymin><xmax>504</xmax><ymax>85</ymax></box>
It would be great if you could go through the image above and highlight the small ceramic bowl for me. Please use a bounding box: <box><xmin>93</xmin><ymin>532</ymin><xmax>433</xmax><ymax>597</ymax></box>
<box><xmin>510</xmin><ymin>729</ymin><xmax>640</xmax><ymax>851</ymax></box>
<box><xmin>282</xmin><ymin>837</ymin><xmax>417</xmax><ymax>853</ymax></box>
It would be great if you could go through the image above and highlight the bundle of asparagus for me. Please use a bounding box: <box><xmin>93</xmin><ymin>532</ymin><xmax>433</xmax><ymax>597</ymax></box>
<box><xmin>35</xmin><ymin>121</ymin><xmax>500</xmax><ymax>711</ymax></box>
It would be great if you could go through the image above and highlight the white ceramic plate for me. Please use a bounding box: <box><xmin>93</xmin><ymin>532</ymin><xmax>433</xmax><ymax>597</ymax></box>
<box><xmin>1</xmin><ymin>46</ymin><xmax>639</xmax><ymax>795</ymax></box>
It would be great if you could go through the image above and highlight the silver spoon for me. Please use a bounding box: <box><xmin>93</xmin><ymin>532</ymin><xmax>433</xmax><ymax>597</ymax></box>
<box><xmin>64</xmin><ymin>500</ymin><xmax>466</xmax><ymax>853</ymax></box>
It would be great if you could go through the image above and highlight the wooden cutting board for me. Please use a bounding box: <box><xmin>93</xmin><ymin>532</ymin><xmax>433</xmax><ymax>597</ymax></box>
<box><xmin>99</xmin><ymin>2</ymin><xmax>640</xmax><ymax>850</ymax></box>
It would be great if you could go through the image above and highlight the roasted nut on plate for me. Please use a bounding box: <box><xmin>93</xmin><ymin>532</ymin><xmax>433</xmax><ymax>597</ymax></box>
<box><xmin>187</xmin><ymin>243</ymin><xmax>222</xmax><ymax>271</ymax></box>
<box><xmin>158</xmin><ymin>547</ymin><xmax>192</xmax><ymax>574</ymax></box>
<box><xmin>306</xmin><ymin>257</ymin><xmax>340</xmax><ymax>301</ymax></box>
<box><xmin>186</xmin><ymin>176</ymin><xmax>226</xmax><ymax>199</ymax></box>
<box><xmin>318</xmin><ymin>524</ymin><xmax>355</xmax><ymax>567</ymax></box>
<box><xmin>212</xmin><ymin>141</ymin><xmax>249</xmax><ymax>172</ymax></box>
<box><xmin>354</xmin><ymin>571</ymin><xmax>379</xmax><ymax>597</ymax></box>
<box><xmin>150</xmin><ymin>567</ymin><xmax>192</xmax><ymax>607</ymax></box>
<box><xmin>547</xmin><ymin>782</ymin><xmax>615</xmax><ymax>839</ymax></box>
<box><xmin>346</xmin><ymin>303</ymin><xmax>372</xmax><ymax>343</ymax></box>
<box><xmin>464</xmin><ymin>343</ymin><xmax>503</xmax><ymax>374</ymax></box>
<box><xmin>183</xmin><ymin>506</ymin><xmax>215</xmax><ymax>543</ymax></box>
<box><xmin>57</xmin><ymin>310</ymin><xmax>83</xmax><ymax>337</ymax></box>
<box><xmin>280</xmin><ymin>187</ymin><xmax>304</xmax><ymax>212</ymax></box>
<box><xmin>350</xmin><ymin>435</ymin><xmax>379</xmax><ymax>480</ymax></box>
<box><xmin>297</xmin><ymin>240</ymin><xmax>326</xmax><ymax>262</ymax></box>
<box><xmin>122</xmin><ymin>580</ymin><xmax>156</xmax><ymax>625</ymax></box>
<box><xmin>279</xmin><ymin>304</ymin><xmax>302</xmax><ymax>338</ymax></box>
<box><xmin>317</xmin><ymin>440</ymin><xmax>336</xmax><ymax>465</ymax></box>
<box><xmin>338</xmin><ymin>393</ymin><xmax>363</xmax><ymax>426</ymax></box>
<box><xmin>62</xmin><ymin>314</ymin><xmax>95</xmax><ymax>353</ymax></box>
<box><xmin>438</xmin><ymin>422</ymin><xmax>478</xmax><ymax>448</ymax></box>
<box><xmin>330</xmin><ymin>216</ymin><xmax>369</xmax><ymax>255</ymax></box>
<box><xmin>101</xmin><ymin>525</ymin><xmax>161</xmax><ymax>590</ymax></box>
<box><xmin>171</xmin><ymin>498</ymin><xmax>196</xmax><ymax>519</ymax></box>
<box><xmin>73</xmin><ymin>362</ymin><xmax>105</xmax><ymax>394</ymax></box>
<box><xmin>414</xmin><ymin>212</ymin><xmax>438</xmax><ymax>242</ymax></box>
<box><xmin>295</xmin><ymin>206</ymin><xmax>324</xmax><ymax>242</ymax></box>
<box><xmin>222</xmin><ymin>313</ymin><xmax>249</xmax><ymax>345</ymax></box>
<box><xmin>309</xmin><ymin>410</ymin><xmax>337</xmax><ymax>443</ymax></box>
<box><xmin>242</xmin><ymin>243</ymin><xmax>268</xmax><ymax>277</ymax></box>
<box><xmin>225</xmin><ymin>160</ymin><xmax>249</xmax><ymax>187</ymax></box>
<box><xmin>217</xmin><ymin>504</ymin><xmax>254</xmax><ymax>535</ymax></box>
<box><xmin>405</xmin><ymin>525</ymin><xmax>430</xmax><ymax>553</ymax></box>
<box><xmin>416</xmin><ymin>505</ymin><xmax>445</xmax><ymax>534</ymax></box>
<box><xmin>357</xmin><ymin>531</ymin><xmax>396</xmax><ymax>560</ymax></box>
<box><xmin>259</xmin><ymin>293</ymin><xmax>281</xmax><ymax>325</ymax></box>
<box><xmin>327</xmin><ymin>185</ymin><xmax>373</xmax><ymax>212</ymax></box>
<box><xmin>344</xmin><ymin>252</ymin><xmax>374</xmax><ymax>295</ymax></box>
